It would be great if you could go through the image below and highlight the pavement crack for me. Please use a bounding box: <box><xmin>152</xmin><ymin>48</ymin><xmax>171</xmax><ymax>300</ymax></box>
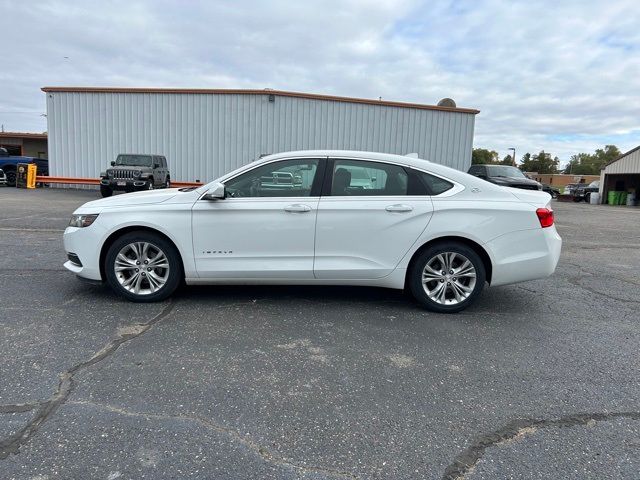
<box><xmin>0</xmin><ymin>301</ymin><xmax>175</xmax><ymax>460</ymax></box>
<box><xmin>567</xmin><ymin>276</ymin><xmax>640</xmax><ymax>305</ymax></box>
<box><xmin>442</xmin><ymin>411</ymin><xmax>640</xmax><ymax>480</ymax></box>
<box><xmin>0</xmin><ymin>402</ymin><xmax>42</xmax><ymax>414</ymax></box>
<box><xmin>66</xmin><ymin>400</ymin><xmax>358</xmax><ymax>479</ymax></box>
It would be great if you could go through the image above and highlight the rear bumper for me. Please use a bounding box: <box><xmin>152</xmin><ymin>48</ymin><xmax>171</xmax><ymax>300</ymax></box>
<box><xmin>486</xmin><ymin>226</ymin><xmax>562</xmax><ymax>287</ymax></box>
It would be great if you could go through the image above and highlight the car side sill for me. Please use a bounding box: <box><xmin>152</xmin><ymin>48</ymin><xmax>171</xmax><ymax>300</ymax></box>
<box><xmin>185</xmin><ymin>269</ymin><xmax>407</xmax><ymax>289</ymax></box>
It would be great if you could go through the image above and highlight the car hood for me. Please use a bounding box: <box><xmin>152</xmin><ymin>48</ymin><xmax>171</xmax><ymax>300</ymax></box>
<box><xmin>494</xmin><ymin>176</ymin><xmax>539</xmax><ymax>186</ymax></box>
<box><xmin>505</xmin><ymin>187</ymin><xmax>551</xmax><ymax>207</ymax></box>
<box><xmin>107</xmin><ymin>165</ymin><xmax>151</xmax><ymax>171</ymax></box>
<box><xmin>78</xmin><ymin>189</ymin><xmax>181</xmax><ymax>211</ymax></box>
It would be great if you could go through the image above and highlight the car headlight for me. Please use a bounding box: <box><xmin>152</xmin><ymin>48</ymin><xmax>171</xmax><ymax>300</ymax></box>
<box><xmin>69</xmin><ymin>214</ymin><xmax>99</xmax><ymax>228</ymax></box>
<box><xmin>134</xmin><ymin>170</ymin><xmax>142</xmax><ymax>177</ymax></box>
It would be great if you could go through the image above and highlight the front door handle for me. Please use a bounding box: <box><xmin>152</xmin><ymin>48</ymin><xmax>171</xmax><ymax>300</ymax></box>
<box><xmin>284</xmin><ymin>204</ymin><xmax>312</xmax><ymax>213</ymax></box>
<box><xmin>385</xmin><ymin>204</ymin><xmax>413</xmax><ymax>213</ymax></box>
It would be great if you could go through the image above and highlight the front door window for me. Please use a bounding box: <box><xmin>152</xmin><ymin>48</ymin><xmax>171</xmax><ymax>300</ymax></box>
<box><xmin>225</xmin><ymin>159</ymin><xmax>320</xmax><ymax>197</ymax></box>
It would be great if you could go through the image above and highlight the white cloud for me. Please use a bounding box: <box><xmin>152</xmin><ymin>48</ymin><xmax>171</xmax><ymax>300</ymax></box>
<box><xmin>0</xmin><ymin>0</ymin><xmax>638</xmax><ymax>165</ymax></box>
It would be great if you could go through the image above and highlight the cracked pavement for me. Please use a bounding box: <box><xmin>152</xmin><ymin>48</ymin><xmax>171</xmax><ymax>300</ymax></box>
<box><xmin>0</xmin><ymin>188</ymin><xmax>639</xmax><ymax>479</ymax></box>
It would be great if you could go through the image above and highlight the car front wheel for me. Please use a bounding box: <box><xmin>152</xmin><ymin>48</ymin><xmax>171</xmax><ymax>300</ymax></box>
<box><xmin>104</xmin><ymin>231</ymin><xmax>182</xmax><ymax>302</ymax></box>
<box><xmin>409</xmin><ymin>242</ymin><xmax>486</xmax><ymax>313</ymax></box>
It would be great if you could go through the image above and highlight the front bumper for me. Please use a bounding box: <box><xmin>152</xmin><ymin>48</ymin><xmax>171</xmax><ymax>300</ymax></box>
<box><xmin>101</xmin><ymin>178</ymin><xmax>150</xmax><ymax>190</ymax></box>
<box><xmin>63</xmin><ymin>224</ymin><xmax>106</xmax><ymax>281</ymax></box>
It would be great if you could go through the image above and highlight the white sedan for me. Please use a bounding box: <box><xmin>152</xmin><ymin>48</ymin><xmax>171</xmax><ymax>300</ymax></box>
<box><xmin>64</xmin><ymin>150</ymin><xmax>561</xmax><ymax>313</ymax></box>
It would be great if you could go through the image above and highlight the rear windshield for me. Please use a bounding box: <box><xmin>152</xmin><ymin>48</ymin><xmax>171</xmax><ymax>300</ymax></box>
<box><xmin>115</xmin><ymin>154</ymin><xmax>153</xmax><ymax>166</ymax></box>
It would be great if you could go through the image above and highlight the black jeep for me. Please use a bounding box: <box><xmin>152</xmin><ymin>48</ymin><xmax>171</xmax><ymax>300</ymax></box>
<box><xmin>100</xmin><ymin>154</ymin><xmax>170</xmax><ymax>197</ymax></box>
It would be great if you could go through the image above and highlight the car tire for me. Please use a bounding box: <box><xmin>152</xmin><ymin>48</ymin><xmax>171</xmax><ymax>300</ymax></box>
<box><xmin>164</xmin><ymin>178</ymin><xmax>170</xmax><ymax>189</ymax></box>
<box><xmin>104</xmin><ymin>231</ymin><xmax>183</xmax><ymax>302</ymax></box>
<box><xmin>100</xmin><ymin>185</ymin><xmax>113</xmax><ymax>197</ymax></box>
<box><xmin>572</xmin><ymin>196</ymin><xmax>581</xmax><ymax>202</ymax></box>
<box><xmin>5</xmin><ymin>169</ymin><xmax>16</xmax><ymax>187</ymax></box>
<box><xmin>408</xmin><ymin>242</ymin><xmax>486</xmax><ymax>313</ymax></box>
<box><xmin>584</xmin><ymin>192</ymin><xmax>591</xmax><ymax>203</ymax></box>
<box><xmin>147</xmin><ymin>179</ymin><xmax>154</xmax><ymax>190</ymax></box>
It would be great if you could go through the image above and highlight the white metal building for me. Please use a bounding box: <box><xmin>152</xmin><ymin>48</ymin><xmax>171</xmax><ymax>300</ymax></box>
<box><xmin>43</xmin><ymin>87</ymin><xmax>479</xmax><ymax>183</ymax></box>
<box><xmin>599</xmin><ymin>145</ymin><xmax>640</xmax><ymax>205</ymax></box>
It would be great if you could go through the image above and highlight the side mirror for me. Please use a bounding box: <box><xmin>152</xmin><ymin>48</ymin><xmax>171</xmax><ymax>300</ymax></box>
<box><xmin>153</xmin><ymin>163</ymin><xmax>160</xmax><ymax>169</ymax></box>
<box><xmin>202</xmin><ymin>182</ymin><xmax>225</xmax><ymax>200</ymax></box>
<box><xmin>110</xmin><ymin>161</ymin><xmax>115</xmax><ymax>166</ymax></box>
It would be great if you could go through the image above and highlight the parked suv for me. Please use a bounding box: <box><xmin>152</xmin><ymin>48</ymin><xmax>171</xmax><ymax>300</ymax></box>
<box><xmin>468</xmin><ymin>164</ymin><xmax>542</xmax><ymax>191</ymax></box>
<box><xmin>100</xmin><ymin>154</ymin><xmax>170</xmax><ymax>197</ymax></box>
<box><xmin>573</xmin><ymin>181</ymin><xmax>600</xmax><ymax>202</ymax></box>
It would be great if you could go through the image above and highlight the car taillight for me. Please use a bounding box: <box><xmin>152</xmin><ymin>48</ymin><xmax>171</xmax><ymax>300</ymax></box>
<box><xmin>536</xmin><ymin>208</ymin><xmax>554</xmax><ymax>228</ymax></box>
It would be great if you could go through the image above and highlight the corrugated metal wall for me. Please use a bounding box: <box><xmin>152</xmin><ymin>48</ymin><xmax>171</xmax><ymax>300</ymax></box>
<box><xmin>604</xmin><ymin>147</ymin><xmax>640</xmax><ymax>174</ymax></box>
<box><xmin>46</xmin><ymin>91</ymin><xmax>476</xmax><ymax>183</ymax></box>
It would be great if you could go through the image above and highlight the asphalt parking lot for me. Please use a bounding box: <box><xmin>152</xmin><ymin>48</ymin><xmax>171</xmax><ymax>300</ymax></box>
<box><xmin>1</xmin><ymin>187</ymin><xmax>639</xmax><ymax>480</ymax></box>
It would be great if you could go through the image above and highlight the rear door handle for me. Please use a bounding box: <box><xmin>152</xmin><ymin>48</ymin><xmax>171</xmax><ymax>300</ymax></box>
<box><xmin>284</xmin><ymin>204</ymin><xmax>312</xmax><ymax>213</ymax></box>
<box><xmin>385</xmin><ymin>204</ymin><xmax>413</xmax><ymax>212</ymax></box>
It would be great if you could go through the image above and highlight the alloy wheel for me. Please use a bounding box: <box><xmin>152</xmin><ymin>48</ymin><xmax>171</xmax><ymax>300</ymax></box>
<box><xmin>421</xmin><ymin>252</ymin><xmax>477</xmax><ymax>305</ymax></box>
<box><xmin>114</xmin><ymin>242</ymin><xmax>170</xmax><ymax>295</ymax></box>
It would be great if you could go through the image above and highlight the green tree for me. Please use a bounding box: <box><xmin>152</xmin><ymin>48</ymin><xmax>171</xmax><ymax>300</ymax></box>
<box><xmin>500</xmin><ymin>155</ymin><xmax>514</xmax><ymax>165</ymax></box>
<box><xmin>564</xmin><ymin>145</ymin><xmax>621</xmax><ymax>174</ymax></box>
<box><xmin>472</xmin><ymin>148</ymin><xmax>499</xmax><ymax>164</ymax></box>
<box><xmin>520</xmin><ymin>151</ymin><xmax>559</xmax><ymax>174</ymax></box>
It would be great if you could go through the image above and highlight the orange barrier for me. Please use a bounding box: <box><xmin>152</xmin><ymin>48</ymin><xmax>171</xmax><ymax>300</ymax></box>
<box><xmin>37</xmin><ymin>176</ymin><xmax>100</xmax><ymax>185</ymax></box>
<box><xmin>35</xmin><ymin>176</ymin><xmax>204</xmax><ymax>188</ymax></box>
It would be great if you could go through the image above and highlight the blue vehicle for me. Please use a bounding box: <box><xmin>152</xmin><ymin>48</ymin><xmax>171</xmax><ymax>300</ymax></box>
<box><xmin>0</xmin><ymin>147</ymin><xmax>49</xmax><ymax>186</ymax></box>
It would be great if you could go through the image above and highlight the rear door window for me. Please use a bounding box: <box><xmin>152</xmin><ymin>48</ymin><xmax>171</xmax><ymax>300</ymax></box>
<box><xmin>330</xmin><ymin>159</ymin><xmax>408</xmax><ymax>196</ymax></box>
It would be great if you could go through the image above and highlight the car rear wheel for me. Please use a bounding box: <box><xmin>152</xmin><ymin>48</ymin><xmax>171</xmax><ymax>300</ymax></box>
<box><xmin>409</xmin><ymin>242</ymin><xmax>486</xmax><ymax>313</ymax></box>
<box><xmin>105</xmin><ymin>231</ymin><xmax>182</xmax><ymax>302</ymax></box>
<box><xmin>147</xmin><ymin>180</ymin><xmax>154</xmax><ymax>190</ymax></box>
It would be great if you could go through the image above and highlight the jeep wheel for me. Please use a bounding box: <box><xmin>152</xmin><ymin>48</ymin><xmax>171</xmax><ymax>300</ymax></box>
<box><xmin>100</xmin><ymin>185</ymin><xmax>113</xmax><ymax>197</ymax></box>
<box><xmin>164</xmin><ymin>178</ymin><xmax>170</xmax><ymax>188</ymax></box>
<box><xmin>147</xmin><ymin>180</ymin><xmax>154</xmax><ymax>190</ymax></box>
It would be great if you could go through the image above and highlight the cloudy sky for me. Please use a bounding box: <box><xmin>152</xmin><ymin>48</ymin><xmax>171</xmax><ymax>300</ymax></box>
<box><xmin>1</xmin><ymin>0</ymin><xmax>638</xmax><ymax>165</ymax></box>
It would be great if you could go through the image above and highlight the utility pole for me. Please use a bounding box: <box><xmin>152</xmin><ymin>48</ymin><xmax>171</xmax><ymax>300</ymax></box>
<box><xmin>508</xmin><ymin>148</ymin><xmax>516</xmax><ymax>166</ymax></box>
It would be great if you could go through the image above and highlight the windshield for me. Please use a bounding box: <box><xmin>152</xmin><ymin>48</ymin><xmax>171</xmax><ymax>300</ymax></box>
<box><xmin>486</xmin><ymin>165</ymin><xmax>526</xmax><ymax>178</ymax></box>
<box><xmin>115</xmin><ymin>154</ymin><xmax>153</xmax><ymax>167</ymax></box>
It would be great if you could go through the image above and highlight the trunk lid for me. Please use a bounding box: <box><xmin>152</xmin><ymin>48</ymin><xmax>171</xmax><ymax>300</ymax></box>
<box><xmin>506</xmin><ymin>187</ymin><xmax>552</xmax><ymax>207</ymax></box>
